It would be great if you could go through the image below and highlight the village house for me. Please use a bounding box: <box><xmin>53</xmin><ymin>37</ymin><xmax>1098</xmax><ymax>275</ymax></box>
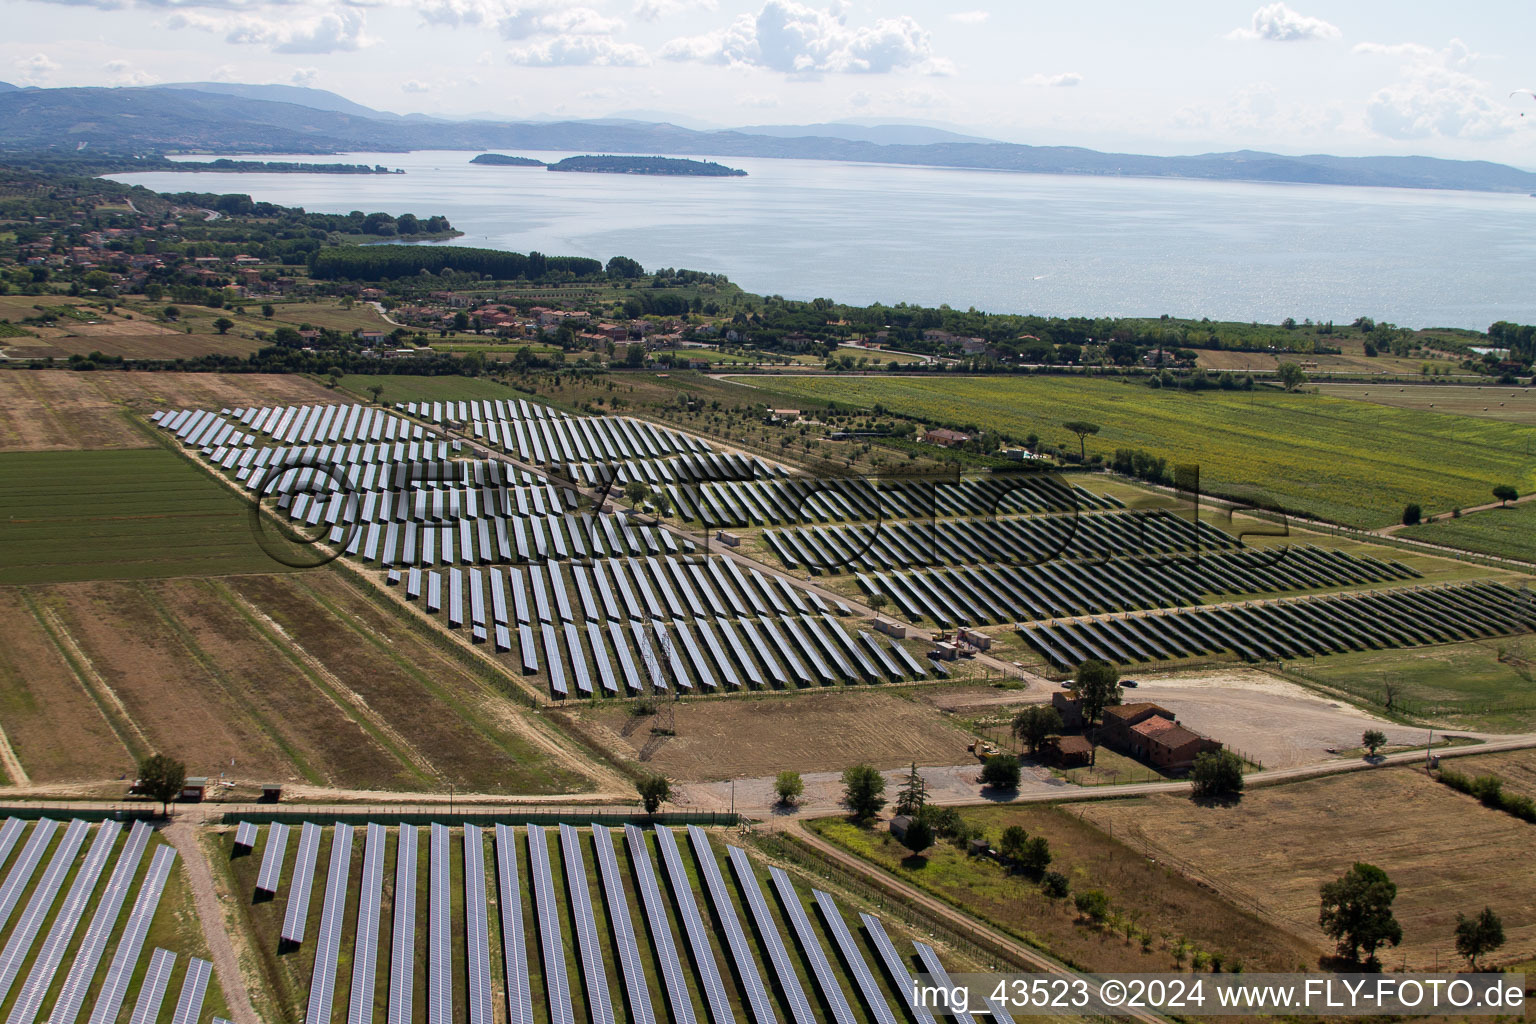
<box><xmin>924</xmin><ymin>427</ymin><xmax>971</xmax><ymax>447</ymax></box>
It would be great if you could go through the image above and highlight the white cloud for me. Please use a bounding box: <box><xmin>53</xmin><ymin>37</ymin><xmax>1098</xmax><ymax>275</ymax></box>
<box><xmin>290</xmin><ymin>66</ymin><xmax>318</xmax><ymax>85</ymax></box>
<box><xmin>402</xmin><ymin>79</ymin><xmax>431</xmax><ymax>92</ymax></box>
<box><xmin>13</xmin><ymin>53</ymin><xmax>61</xmax><ymax>85</ymax></box>
<box><xmin>168</xmin><ymin>6</ymin><xmax>371</xmax><ymax>52</ymax></box>
<box><xmin>1358</xmin><ymin>38</ymin><xmax>1517</xmax><ymax>140</ymax></box>
<box><xmin>946</xmin><ymin>10</ymin><xmax>986</xmax><ymax>24</ymax></box>
<box><xmin>508</xmin><ymin>35</ymin><xmax>650</xmax><ymax>66</ymax></box>
<box><xmin>663</xmin><ymin>1</ymin><xmax>944</xmax><ymax>75</ymax></box>
<box><xmin>633</xmin><ymin>0</ymin><xmax>716</xmax><ymax>21</ymax></box>
<box><xmin>418</xmin><ymin>0</ymin><xmax>622</xmax><ymax>40</ymax></box>
<box><xmin>738</xmin><ymin>92</ymin><xmax>779</xmax><ymax>108</ymax></box>
<box><xmin>1228</xmin><ymin>3</ymin><xmax>1339</xmax><ymax>43</ymax></box>
<box><xmin>1022</xmin><ymin>71</ymin><xmax>1081</xmax><ymax>87</ymax></box>
<box><xmin>103</xmin><ymin>58</ymin><xmax>158</xmax><ymax>85</ymax></box>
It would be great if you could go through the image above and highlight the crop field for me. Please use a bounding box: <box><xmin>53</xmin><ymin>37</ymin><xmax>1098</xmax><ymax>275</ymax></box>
<box><xmin>1317</xmin><ymin>383</ymin><xmax>1536</xmax><ymax>425</ymax></box>
<box><xmin>1077</xmin><ymin>765</ymin><xmax>1536</xmax><ymax>969</ymax></box>
<box><xmin>1399</xmin><ymin>502</ymin><xmax>1536</xmax><ymax>563</ymax></box>
<box><xmin>811</xmin><ymin>804</ymin><xmax>1317</xmax><ymax>974</ymax></box>
<box><xmin>0</xmin><ymin>571</ymin><xmax>592</xmax><ymax>795</ymax></box>
<box><xmin>577</xmin><ymin>689</ymin><xmax>977</xmax><ymax>781</ymax></box>
<box><xmin>1282</xmin><ymin>634</ymin><xmax>1536</xmax><ymax>732</ymax></box>
<box><xmin>337</xmin><ymin>373</ymin><xmax>525</xmax><ymax>405</ymax></box>
<box><xmin>0</xmin><ymin>370</ymin><xmax>338</xmax><ymax>451</ymax></box>
<box><xmin>0</xmin><ymin>448</ymin><xmax>295</xmax><ymax>584</ymax></box>
<box><xmin>1194</xmin><ymin>348</ymin><xmax>1429</xmax><ymax>375</ymax></box>
<box><xmin>735</xmin><ymin>375</ymin><xmax>1536</xmax><ymax>528</ymax></box>
<box><xmin>1</xmin><ymin>321</ymin><xmax>266</xmax><ymax>361</ymax></box>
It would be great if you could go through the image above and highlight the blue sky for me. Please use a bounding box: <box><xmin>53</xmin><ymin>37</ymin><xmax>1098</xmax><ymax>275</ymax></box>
<box><xmin>7</xmin><ymin>0</ymin><xmax>1536</xmax><ymax>163</ymax></box>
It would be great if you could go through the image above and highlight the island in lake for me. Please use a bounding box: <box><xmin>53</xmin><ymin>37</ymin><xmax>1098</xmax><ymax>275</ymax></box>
<box><xmin>546</xmin><ymin>155</ymin><xmax>747</xmax><ymax>177</ymax></box>
<box><xmin>470</xmin><ymin>153</ymin><xmax>546</xmax><ymax>167</ymax></box>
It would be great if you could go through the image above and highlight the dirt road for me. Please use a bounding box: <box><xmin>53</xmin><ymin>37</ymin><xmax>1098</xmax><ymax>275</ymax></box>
<box><xmin>162</xmin><ymin>819</ymin><xmax>260</xmax><ymax>1024</ymax></box>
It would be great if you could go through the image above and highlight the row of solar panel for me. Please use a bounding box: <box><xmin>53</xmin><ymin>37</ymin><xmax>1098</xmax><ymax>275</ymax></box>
<box><xmin>235</xmin><ymin>404</ymin><xmax>430</xmax><ymax>447</ymax></box>
<box><xmin>0</xmin><ymin>818</ymin><xmax>212</xmax><ymax>1024</ymax></box>
<box><xmin>222</xmin><ymin>442</ymin><xmax>458</xmax><ymax>479</ymax></box>
<box><xmin>469</xmin><ymin>412</ymin><xmax>708</xmax><ymax>466</ymax></box>
<box><xmin>397</xmin><ymin>398</ymin><xmax>567</xmax><ymax>426</ymax></box>
<box><xmin>344</xmin><ymin>514</ymin><xmax>691</xmax><ymax>567</ymax></box>
<box><xmin>1019</xmin><ymin>580</ymin><xmax>1536</xmax><ymax>669</ymax></box>
<box><xmin>243</xmin><ymin>821</ymin><xmax>980</xmax><ymax>1024</ymax></box>
<box><xmin>765</xmin><ymin>508</ymin><xmax>1238</xmax><ymax>574</ymax></box>
<box><xmin>663</xmin><ymin>473</ymin><xmax>1122</xmax><ymax>528</ymax></box>
<box><xmin>857</xmin><ymin>544</ymin><xmax>1422</xmax><ymax>627</ymax></box>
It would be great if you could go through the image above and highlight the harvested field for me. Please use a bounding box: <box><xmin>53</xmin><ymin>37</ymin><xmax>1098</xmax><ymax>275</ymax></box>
<box><xmin>812</xmin><ymin>803</ymin><xmax>1317</xmax><ymax>974</ymax></box>
<box><xmin>0</xmin><ymin>370</ymin><xmax>338</xmax><ymax>451</ymax></box>
<box><xmin>1436</xmin><ymin>747</ymin><xmax>1536</xmax><ymax>800</ymax></box>
<box><xmin>0</xmin><ymin>448</ymin><xmax>296</xmax><ymax>583</ymax></box>
<box><xmin>4</xmin><ymin>328</ymin><xmax>266</xmax><ymax>361</ymax></box>
<box><xmin>0</xmin><ymin>571</ymin><xmax>591</xmax><ymax>796</ymax></box>
<box><xmin>1317</xmin><ymin>383</ymin><xmax>1536</xmax><ymax>426</ymax></box>
<box><xmin>579</xmin><ymin>689</ymin><xmax>977</xmax><ymax>781</ymax></box>
<box><xmin>1078</xmin><ymin>766</ymin><xmax>1536</xmax><ymax>969</ymax></box>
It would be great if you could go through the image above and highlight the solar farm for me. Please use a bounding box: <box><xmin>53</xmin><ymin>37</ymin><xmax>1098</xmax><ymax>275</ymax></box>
<box><xmin>0</xmin><ymin>816</ymin><xmax>227</xmax><ymax>1024</ymax></box>
<box><xmin>228</xmin><ymin>820</ymin><xmax>992</xmax><ymax>1024</ymax></box>
<box><xmin>152</xmin><ymin>394</ymin><xmax>1536</xmax><ymax>691</ymax></box>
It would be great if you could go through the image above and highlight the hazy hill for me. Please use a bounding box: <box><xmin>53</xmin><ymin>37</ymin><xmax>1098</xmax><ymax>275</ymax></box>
<box><xmin>161</xmin><ymin>81</ymin><xmax>407</xmax><ymax>120</ymax></box>
<box><xmin>3</xmin><ymin>83</ymin><xmax>1534</xmax><ymax>194</ymax></box>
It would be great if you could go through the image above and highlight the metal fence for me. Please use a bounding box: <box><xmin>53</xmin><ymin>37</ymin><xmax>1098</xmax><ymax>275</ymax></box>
<box><xmin>0</xmin><ymin>804</ymin><xmax>158</xmax><ymax>822</ymax></box>
<box><xmin>219</xmin><ymin>806</ymin><xmax>740</xmax><ymax>827</ymax></box>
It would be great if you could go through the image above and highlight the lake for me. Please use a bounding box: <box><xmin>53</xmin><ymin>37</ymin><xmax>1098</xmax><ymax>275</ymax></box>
<box><xmin>112</xmin><ymin>149</ymin><xmax>1536</xmax><ymax>329</ymax></box>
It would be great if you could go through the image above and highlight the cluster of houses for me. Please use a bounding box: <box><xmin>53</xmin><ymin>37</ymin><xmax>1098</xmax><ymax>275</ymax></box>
<box><xmin>1047</xmin><ymin>692</ymin><xmax>1224</xmax><ymax>772</ymax></box>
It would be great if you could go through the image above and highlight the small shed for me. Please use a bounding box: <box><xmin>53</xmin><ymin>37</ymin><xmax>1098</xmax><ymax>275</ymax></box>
<box><xmin>889</xmin><ymin>815</ymin><xmax>915</xmax><ymax>842</ymax></box>
<box><xmin>874</xmin><ymin>618</ymin><xmax>906</xmax><ymax>639</ymax></box>
<box><xmin>180</xmin><ymin>777</ymin><xmax>208</xmax><ymax>802</ymax></box>
<box><xmin>1050</xmin><ymin>736</ymin><xmax>1094</xmax><ymax>768</ymax></box>
<box><xmin>715</xmin><ymin>531</ymin><xmax>741</xmax><ymax>548</ymax></box>
<box><xmin>260</xmin><ymin>783</ymin><xmax>284</xmax><ymax>803</ymax></box>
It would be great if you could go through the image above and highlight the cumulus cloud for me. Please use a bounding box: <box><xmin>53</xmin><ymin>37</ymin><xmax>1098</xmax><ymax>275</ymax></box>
<box><xmin>418</xmin><ymin>0</ymin><xmax>621</xmax><ymax>40</ymax></box>
<box><xmin>633</xmin><ymin>0</ymin><xmax>716</xmax><ymax>20</ymax></box>
<box><xmin>662</xmin><ymin>1</ymin><xmax>945</xmax><ymax>74</ymax></box>
<box><xmin>13</xmin><ymin>53</ymin><xmax>61</xmax><ymax>85</ymax></box>
<box><xmin>1022</xmin><ymin>71</ymin><xmax>1080</xmax><ymax>87</ymax></box>
<box><xmin>508</xmin><ymin>35</ymin><xmax>650</xmax><ymax>65</ymax></box>
<box><xmin>947</xmin><ymin>10</ymin><xmax>987</xmax><ymax>24</ymax></box>
<box><xmin>738</xmin><ymin>92</ymin><xmax>779</xmax><ymax>107</ymax></box>
<box><xmin>402</xmin><ymin>79</ymin><xmax>431</xmax><ymax>92</ymax></box>
<box><xmin>1357</xmin><ymin>38</ymin><xmax>1517</xmax><ymax>140</ymax></box>
<box><xmin>1228</xmin><ymin>3</ymin><xmax>1339</xmax><ymax>42</ymax></box>
<box><xmin>290</xmin><ymin>66</ymin><xmax>319</xmax><ymax>85</ymax></box>
<box><xmin>103</xmin><ymin>58</ymin><xmax>158</xmax><ymax>85</ymax></box>
<box><xmin>169</xmin><ymin>6</ymin><xmax>371</xmax><ymax>52</ymax></box>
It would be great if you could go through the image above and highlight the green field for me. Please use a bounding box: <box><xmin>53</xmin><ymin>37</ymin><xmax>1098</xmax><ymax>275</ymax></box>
<box><xmin>0</xmin><ymin>449</ymin><xmax>297</xmax><ymax>584</ymax></box>
<box><xmin>736</xmin><ymin>375</ymin><xmax>1536</xmax><ymax>528</ymax></box>
<box><xmin>1284</xmin><ymin>634</ymin><xmax>1536</xmax><ymax>732</ymax></box>
<box><xmin>1399</xmin><ymin>503</ymin><xmax>1536</xmax><ymax>563</ymax></box>
<box><xmin>337</xmin><ymin>373</ymin><xmax>525</xmax><ymax>404</ymax></box>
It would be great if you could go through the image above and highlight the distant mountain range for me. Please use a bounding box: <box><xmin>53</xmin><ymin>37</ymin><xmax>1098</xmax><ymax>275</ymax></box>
<box><xmin>3</xmin><ymin>82</ymin><xmax>1534</xmax><ymax>194</ymax></box>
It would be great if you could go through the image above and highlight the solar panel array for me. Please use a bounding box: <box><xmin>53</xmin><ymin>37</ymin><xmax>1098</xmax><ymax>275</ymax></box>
<box><xmin>171</xmin><ymin>958</ymin><xmax>214</xmax><ymax>1024</ymax></box>
<box><xmin>244</xmin><ymin>822</ymin><xmax>970</xmax><ymax>1024</ymax></box>
<box><xmin>48</xmin><ymin>821</ymin><xmax>154</xmax><ymax>1024</ymax></box>
<box><xmin>281</xmin><ymin>822</ymin><xmax>322</xmax><ymax>945</ymax></box>
<box><xmin>306</xmin><ymin>823</ymin><xmax>354</xmax><ymax>1024</ymax></box>
<box><xmin>87</xmin><ymin>844</ymin><xmax>177</xmax><ymax>1024</ymax></box>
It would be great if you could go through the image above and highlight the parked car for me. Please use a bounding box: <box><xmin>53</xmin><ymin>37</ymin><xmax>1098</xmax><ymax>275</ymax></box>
<box><xmin>1122</xmin><ymin>678</ymin><xmax>1139</xmax><ymax>688</ymax></box>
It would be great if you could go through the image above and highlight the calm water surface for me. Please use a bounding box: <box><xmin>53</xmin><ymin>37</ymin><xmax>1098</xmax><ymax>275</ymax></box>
<box><xmin>112</xmin><ymin>149</ymin><xmax>1536</xmax><ymax>329</ymax></box>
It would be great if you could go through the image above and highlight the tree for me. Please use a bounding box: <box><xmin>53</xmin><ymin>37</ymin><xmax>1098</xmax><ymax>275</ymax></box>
<box><xmin>636</xmin><ymin>774</ymin><xmax>671</xmax><ymax>814</ymax></box>
<box><xmin>841</xmin><ymin>763</ymin><xmax>886</xmax><ymax>822</ymax></box>
<box><xmin>453</xmin><ymin>311</ymin><xmax>471</xmax><ymax>332</ymax></box>
<box><xmin>998</xmin><ymin>825</ymin><xmax>1029</xmax><ymax>865</ymax></box>
<box><xmin>775</xmin><ymin>770</ymin><xmax>804</xmax><ymax>806</ymax></box>
<box><xmin>1276</xmin><ymin>362</ymin><xmax>1307</xmax><ymax>391</ymax></box>
<box><xmin>1453</xmin><ymin>907</ymin><xmax>1505</xmax><ymax>970</ymax></box>
<box><xmin>163</xmin><ymin>305</ymin><xmax>180</xmax><ymax>320</ymax></box>
<box><xmin>1402</xmin><ymin>503</ymin><xmax>1422</xmax><ymax>525</ymax></box>
<box><xmin>651</xmin><ymin>491</ymin><xmax>672</xmax><ymax>518</ymax></box>
<box><xmin>137</xmin><ymin>753</ymin><xmax>186</xmax><ymax>817</ymax></box>
<box><xmin>1020</xmin><ymin>836</ymin><xmax>1052</xmax><ymax>875</ymax></box>
<box><xmin>1062</xmin><ymin>420</ymin><xmax>1100</xmax><ymax>461</ymax></box>
<box><xmin>1074</xmin><ymin>889</ymin><xmax>1111</xmax><ymax>925</ymax></box>
<box><xmin>1012</xmin><ymin>705</ymin><xmax>1063</xmax><ymax>755</ymax></box>
<box><xmin>866</xmin><ymin>592</ymin><xmax>889</xmax><ymax>616</ymax></box>
<box><xmin>624</xmin><ymin>480</ymin><xmax>650</xmax><ymax>505</ymax></box>
<box><xmin>1493</xmin><ymin>484</ymin><xmax>1518</xmax><ymax>506</ymax></box>
<box><xmin>894</xmin><ymin>763</ymin><xmax>927</xmax><ymax>816</ymax></box>
<box><xmin>261</xmin><ymin>303</ymin><xmax>275</xmax><ymax>319</ymax></box>
<box><xmin>1361</xmin><ymin>729</ymin><xmax>1388</xmax><ymax>757</ymax></box>
<box><xmin>368</xmin><ymin>384</ymin><xmax>385</xmax><ymax>405</ymax></box>
<box><xmin>212</xmin><ymin>317</ymin><xmax>234</xmax><ymax>335</ymax></box>
<box><xmin>1190</xmin><ymin>750</ymin><xmax>1245</xmax><ymax>799</ymax></box>
<box><xmin>1319</xmin><ymin>863</ymin><xmax>1403</xmax><ymax>965</ymax></box>
<box><xmin>326</xmin><ymin>366</ymin><xmax>343</xmax><ymax>388</ymax></box>
<box><xmin>979</xmin><ymin>755</ymin><xmax>1021</xmax><ymax>790</ymax></box>
<box><xmin>1071</xmin><ymin>659</ymin><xmax>1121</xmax><ymax>728</ymax></box>
<box><xmin>898</xmin><ymin>817</ymin><xmax>935</xmax><ymax>857</ymax></box>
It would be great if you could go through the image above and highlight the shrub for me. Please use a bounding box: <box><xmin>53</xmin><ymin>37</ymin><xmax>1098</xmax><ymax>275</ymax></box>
<box><xmin>979</xmin><ymin>755</ymin><xmax>1021</xmax><ymax>790</ymax></box>
<box><xmin>1041</xmin><ymin>871</ymin><xmax>1070</xmax><ymax>898</ymax></box>
<box><xmin>1073</xmin><ymin>889</ymin><xmax>1110</xmax><ymax>924</ymax></box>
